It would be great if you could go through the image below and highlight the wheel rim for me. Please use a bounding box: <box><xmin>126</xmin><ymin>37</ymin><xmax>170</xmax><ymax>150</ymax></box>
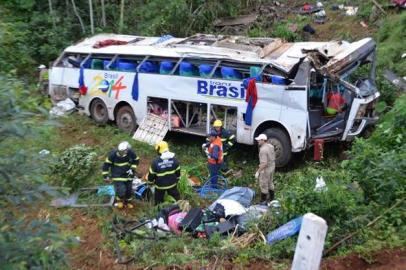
<box><xmin>269</xmin><ymin>138</ymin><xmax>283</xmax><ymax>161</ymax></box>
<box><xmin>94</xmin><ymin>103</ymin><xmax>107</xmax><ymax>121</ymax></box>
<box><xmin>119</xmin><ymin>112</ymin><xmax>133</xmax><ymax>131</ymax></box>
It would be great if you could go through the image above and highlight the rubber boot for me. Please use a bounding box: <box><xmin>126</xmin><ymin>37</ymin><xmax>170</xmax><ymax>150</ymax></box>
<box><xmin>114</xmin><ymin>202</ymin><xmax>124</xmax><ymax>209</ymax></box>
<box><xmin>126</xmin><ymin>201</ymin><xmax>134</xmax><ymax>209</ymax></box>
<box><xmin>268</xmin><ymin>190</ymin><xmax>275</xmax><ymax>202</ymax></box>
<box><xmin>260</xmin><ymin>193</ymin><xmax>268</xmax><ymax>206</ymax></box>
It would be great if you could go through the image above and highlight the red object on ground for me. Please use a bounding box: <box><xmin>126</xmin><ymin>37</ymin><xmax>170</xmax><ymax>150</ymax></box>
<box><xmin>393</xmin><ymin>0</ymin><xmax>406</xmax><ymax>6</ymax></box>
<box><xmin>303</xmin><ymin>3</ymin><xmax>312</xmax><ymax>11</ymax></box>
<box><xmin>93</xmin><ymin>39</ymin><xmax>128</xmax><ymax>49</ymax></box>
<box><xmin>314</xmin><ymin>139</ymin><xmax>324</xmax><ymax>161</ymax></box>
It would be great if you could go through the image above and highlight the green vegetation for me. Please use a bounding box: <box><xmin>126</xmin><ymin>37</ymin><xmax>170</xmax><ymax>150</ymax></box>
<box><xmin>1</xmin><ymin>0</ymin><xmax>405</xmax><ymax>268</ymax></box>
<box><xmin>52</xmin><ymin>144</ymin><xmax>98</xmax><ymax>190</ymax></box>
<box><xmin>0</xmin><ymin>75</ymin><xmax>76</xmax><ymax>269</ymax></box>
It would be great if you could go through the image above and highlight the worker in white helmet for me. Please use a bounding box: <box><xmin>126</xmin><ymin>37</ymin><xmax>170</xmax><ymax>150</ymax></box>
<box><xmin>37</xmin><ymin>64</ymin><xmax>49</xmax><ymax>95</ymax></box>
<box><xmin>102</xmin><ymin>141</ymin><xmax>140</xmax><ymax>209</ymax></box>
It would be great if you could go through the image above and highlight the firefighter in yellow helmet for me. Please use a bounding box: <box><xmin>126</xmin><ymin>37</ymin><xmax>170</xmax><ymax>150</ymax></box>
<box><xmin>147</xmin><ymin>141</ymin><xmax>181</xmax><ymax>204</ymax></box>
<box><xmin>209</xmin><ymin>119</ymin><xmax>235</xmax><ymax>173</ymax></box>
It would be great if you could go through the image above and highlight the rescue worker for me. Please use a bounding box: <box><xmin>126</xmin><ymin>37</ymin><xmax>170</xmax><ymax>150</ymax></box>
<box><xmin>102</xmin><ymin>141</ymin><xmax>139</xmax><ymax>209</ymax></box>
<box><xmin>147</xmin><ymin>141</ymin><xmax>181</xmax><ymax>205</ymax></box>
<box><xmin>203</xmin><ymin>130</ymin><xmax>223</xmax><ymax>187</ymax></box>
<box><xmin>210</xmin><ymin>119</ymin><xmax>235</xmax><ymax>173</ymax></box>
<box><xmin>254</xmin><ymin>134</ymin><xmax>276</xmax><ymax>204</ymax></box>
<box><xmin>38</xmin><ymin>64</ymin><xmax>49</xmax><ymax>95</ymax></box>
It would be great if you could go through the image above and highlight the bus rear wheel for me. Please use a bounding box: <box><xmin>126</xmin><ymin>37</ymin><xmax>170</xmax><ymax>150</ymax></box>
<box><xmin>90</xmin><ymin>99</ymin><xmax>108</xmax><ymax>125</ymax></box>
<box><xmin>263</xmin><ymin>128</ymin><xmax>292</xmax><ymax>167</ymax></box>
<box><xmin>116</xmin><ymin>106</ymin><xmax>136</xmax><ymax>134</ymax></box>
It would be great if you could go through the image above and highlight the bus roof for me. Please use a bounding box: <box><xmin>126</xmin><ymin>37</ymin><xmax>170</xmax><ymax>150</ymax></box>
<box><xmin>64</xmin><ymin>34</ymin><xmax>374</xmax><ymax>74</ymax></box>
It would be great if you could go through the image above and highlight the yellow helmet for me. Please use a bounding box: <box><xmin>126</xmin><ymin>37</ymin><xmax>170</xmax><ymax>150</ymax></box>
<box><xmin>213</xmin><ymin>119</ymin><xmax>223</xmax><ymax>127</ymax></box>
<box><xmin>155</xmin><ymin>141</ymin><xmax>169</xmax><ymax>154</ymax></box>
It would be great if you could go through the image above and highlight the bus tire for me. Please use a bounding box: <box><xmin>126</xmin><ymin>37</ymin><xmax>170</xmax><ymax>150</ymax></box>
<box><xmin>90</xmin><ymin>99</ymin><xmax>109</xmax><ymax>125</ymax></box>
<box><xmin>263</xmin><ymin>128</ymin><xmax>292</xmax><ymax>167</ymax></box>
<box><xmin>116</xmin><ymin>105</ymin><xmax>136</xmax><ymax>134</ymax></box>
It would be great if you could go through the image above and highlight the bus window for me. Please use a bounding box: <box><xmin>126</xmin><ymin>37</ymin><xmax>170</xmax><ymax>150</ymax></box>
<box><xmin>139</xmin><ymin>61</ymin><xmax>159</xmax><ymax>73</ymax></box>
<box><xmin>170</xmin><ymin>100</ymin><xmax>208</xmax><ymax>135</ymax></box>
<box><xmin>210</xmin><ymin>105</ymin><xmax>237</xmax><ymax>134</ymax></box>
<box><xmin>220</xmin><ymin>67</ymin><xmax>243</xmax><ymax>80</ymax></box>
<box><xmin>179</xmin><ymin>61</ymin><xmax>198</xmax><ymax>76</ymax></box>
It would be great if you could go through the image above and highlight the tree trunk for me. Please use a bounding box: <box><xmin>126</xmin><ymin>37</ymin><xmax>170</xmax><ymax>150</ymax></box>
<box><xmin>119</xmin><ymin>0</ymin><xmax>125</xmax><ymax>33</ymax></box>
<box><xmin>89</xmin><ymin>0</ymin><xmax>95</xmax><ymax>34</ymax></box>
<box><xmin>101</xmin><ymin>0</ymin><xmax>106</xmax><ymax>27</ymax></box>
<box><xmin>48</xmin><ymin>0</ymin><xmax>56</xmax><ymax>28</ymax></box>
<box><xmin>71</xmin><ymin>0</ymin><xmax>86</xmax><ymax>34</ymax></box>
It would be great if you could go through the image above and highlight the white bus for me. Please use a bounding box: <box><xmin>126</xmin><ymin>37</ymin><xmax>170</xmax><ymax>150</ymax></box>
<box><xmin>49</xmin><ymin>34</ymin><xmax>380</xmax><ymax>167</ymax></box>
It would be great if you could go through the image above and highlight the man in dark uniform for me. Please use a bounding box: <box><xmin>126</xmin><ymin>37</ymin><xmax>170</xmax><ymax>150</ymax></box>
<box><xmin>147</xmin><ymin>141</ymin><xmax>181</xmax><ymax>205</ymax></box>
<box><xmin>102</xmin><ymin>141</ymin><xmax>139</xmax><ymax>209</ymax></box>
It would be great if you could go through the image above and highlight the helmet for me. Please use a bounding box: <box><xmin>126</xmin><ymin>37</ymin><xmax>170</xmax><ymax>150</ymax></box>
<box><xmin>38</xmin><ymin>64</ymin><xmax>46</xmax><ymax>69</ymax></box>
<box><xmin>155</xmin><ymin>141</ymin><xmax>169</xmax><ymax>154</ymax></box>
<box><xmin>213</xmin><ymin>120</ymin><xmax>223</xmax><ymax>128</ymax></box>
<box><xmin>118</xmin><ymin>141</ymin><xmax>131</xmax><ymax>154</ymax></box>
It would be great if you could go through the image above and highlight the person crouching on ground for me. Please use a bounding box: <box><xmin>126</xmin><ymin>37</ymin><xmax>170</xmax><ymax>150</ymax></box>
<box><xmin>102</xmin><ymin>141</ymin><xmax>139</xmax><ymax>209</ymax></box>
<box><xmin>147</xmin><ymin>141</ymin><xmax>181</xmax><ymax>205</ymax></box>
<box><xmin>254</xmin><ymin>134</ymin><xmax>276</xmax><ymax>205</ymax></box>
<box><xmin>203</xmin><ymin>130</ymin><xmax>224</xmax><ymax>187</ymax></box>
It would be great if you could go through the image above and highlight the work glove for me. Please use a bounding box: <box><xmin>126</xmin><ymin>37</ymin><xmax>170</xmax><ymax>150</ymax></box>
<box><xmin>104</xmin><ymin>177</ymin><xmax>112</xmax><ymax>183</ymax></box>
<box><xmin>201</xmin><ymin>143</ymin><xmax>207</xmax><ymax>149</ymax></box>
<box><xmin>126</xmin><ymin>169</ymin><xmax>134</xmax><ymax>177</ymax></box>
<box><xmin>254</xmin><ymin>171</ymin><xmax>259</xmax><ymax>179</ymax></box>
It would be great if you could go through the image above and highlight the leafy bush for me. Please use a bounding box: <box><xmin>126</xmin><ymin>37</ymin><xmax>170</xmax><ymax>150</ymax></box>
<box><xmin>343</xmin><ymin>95</ymin><xmax>406</xmax><ymax>205</ymax></box>
<box><xmin>52</xmin><ymin>144</ymin><xmax>97</xmax><ymax>190</ymax></box>
<box><xmin>0</xmin><ymin>75</ymin><xmax>71</xmax><ymax>268</ymax></box>
<box><xmin>271</xmin><ymin>23</ymin><xmax>299</xmax><ymax>42</ymax></box>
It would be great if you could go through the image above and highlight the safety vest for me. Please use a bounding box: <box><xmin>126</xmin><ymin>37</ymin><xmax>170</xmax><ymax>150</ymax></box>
<box><xmin>208</xmin><ymin>137</ymin><xmax>223</xmax><ymax>165</ymax></box>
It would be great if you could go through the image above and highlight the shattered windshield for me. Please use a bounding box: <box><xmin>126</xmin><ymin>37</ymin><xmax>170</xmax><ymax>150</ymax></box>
<box><xmin>341</xmin><ymin>52</ymin><xmax>377</xmax><ymax>97</ymax></box>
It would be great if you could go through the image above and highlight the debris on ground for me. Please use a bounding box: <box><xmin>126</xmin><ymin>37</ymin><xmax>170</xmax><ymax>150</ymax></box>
<box><xmin>50</xmin><ymin>187</ymin><xmax>114</xmax><ymax>207</ymax></box>
<box><xmin>360</xmin><ymin>20</ymin><xmax>368</xmax><ymax>28</ymax></box>
<box><xmin>38</xmin><ymin>149</ymin><xmax>50</xmax><ymax>157</ymax></box>
<box><xmin>49</xmin><ymin>98</ymin><xmax>76</xmax><ymax>117</ymax></box>
<box><xmin>303</xmin><ymin>24</ymin><xmax>316</xmax><ymax>35</ymax></box>
<box><xmin>267</xmin><ymin>216</ymin><xmax>303</xmax><ymax>245</ymax></box>
<box><xmin>383</xmin><ymin>69</ymin><xmax>406</xmax><ymax>91</ymax></box>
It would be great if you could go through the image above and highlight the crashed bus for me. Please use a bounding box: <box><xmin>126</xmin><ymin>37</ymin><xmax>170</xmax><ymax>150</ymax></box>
<box><xmin>49</xmin><ymin>34</ymin><xmax>380</xmax><ymax>167</ymax></box>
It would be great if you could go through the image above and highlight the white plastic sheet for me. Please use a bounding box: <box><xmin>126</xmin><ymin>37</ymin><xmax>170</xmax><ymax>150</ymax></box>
<box><xmin>49</xmin><ymin>98</ymin><xmax>76</xmax><ymax>117</ymax></box>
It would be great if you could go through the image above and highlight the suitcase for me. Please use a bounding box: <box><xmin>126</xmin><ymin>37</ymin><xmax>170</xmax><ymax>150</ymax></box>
<box><xmin>180</xmin><ymin>207</ymin><xmax>203</xmax><ymax>232</ymax></box>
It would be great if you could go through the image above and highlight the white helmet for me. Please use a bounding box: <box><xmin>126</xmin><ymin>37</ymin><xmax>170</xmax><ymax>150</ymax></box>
<box><xmin>118</xmin><ymin>141</ymin><xmax>131</xmax><ymax>152</ymax></box>
<box><xmin>38</xmin><ymin>64</ymin><xmax>46</xmax><ymax>69</ymax></box>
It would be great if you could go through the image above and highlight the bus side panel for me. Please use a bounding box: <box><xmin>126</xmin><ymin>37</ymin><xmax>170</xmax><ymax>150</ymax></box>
<box><xmin>248</xmin><ymin>83</ymin><xmax>284</xmax><ymax>145</ymax></box>
<box><xmin>78</xmin><ymin>69</ymin><xmax>141</xmax><ymax>121</ymax></box>
<box><xmin>138</xmin><ymin>74</ymin><xmax>251</xmax><ymax>138</ymax></box>
<box><xmin>279</xmin><ymin>89</ymin><xmax>308</xmax><ymax>152</ymax></box>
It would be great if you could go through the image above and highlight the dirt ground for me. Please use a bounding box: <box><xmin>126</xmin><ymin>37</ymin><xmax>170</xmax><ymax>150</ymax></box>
<box><xmin>66</xmin><ymin>208</ymin><xmax>406</xmax><ymax>270</ymax></box>
<box><xmin>321</xmin><ymin>248</ymin><xmax>406</xmax><ymax>270</ymax></box>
